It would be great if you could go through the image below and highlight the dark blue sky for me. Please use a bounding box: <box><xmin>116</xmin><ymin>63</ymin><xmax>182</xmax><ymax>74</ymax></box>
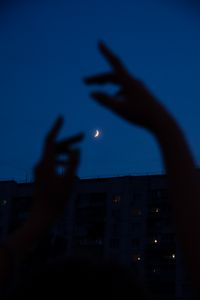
<box><xmin>1</xmin><ymin>0</ymin><xmax>200</xmax><ymax>181</ymax></box>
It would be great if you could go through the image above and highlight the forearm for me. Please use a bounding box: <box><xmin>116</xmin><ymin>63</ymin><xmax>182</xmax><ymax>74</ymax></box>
<box><xmin>4</xmin><ymin>218</ymin><xmax>48</xmax><ymax>258</ymax></box>
<box><xmin>152</xmin><ymin>112</ymin><xmax>200</xmax><ymax>292</ymax></box>
<box><xmin>0</xmin><ymin>214</ymin><xmax>51</xmax><ymax>285</ymax></box>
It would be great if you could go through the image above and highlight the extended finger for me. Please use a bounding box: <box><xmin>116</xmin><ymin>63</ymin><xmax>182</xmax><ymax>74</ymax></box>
<box><xmin>43</xmin><ymin>116</ymin><xmax>64</xmax><ymax>160</ymax></box>
<box><xmin>45</xmin><ymin>116</ymin><xmax>64</xmax><ymax>145</ymax></box>
<box><xmin>55</xmin><ymin>133</ymin><xmax>84</xmax><ymax>153</ymax></box>
<box><xmin>90</xmin><ymin>92</ymin><xmax>121</xmax><ymax>114</ymax></box>
<box><xmin>84</xmin><ymin>72</ymin><xmax>119</xmax><ymax>85</ymax></box>
<box><xmin>98</xmin><ymin>42</ymin><xmax>127</xmax><ymax>74</ymax></box>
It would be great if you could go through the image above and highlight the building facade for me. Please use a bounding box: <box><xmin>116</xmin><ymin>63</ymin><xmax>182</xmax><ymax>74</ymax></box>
<box><xmin>0</xmin><ymin>176</ymin><xmax>195</xmax><ymax>300</ymax></box>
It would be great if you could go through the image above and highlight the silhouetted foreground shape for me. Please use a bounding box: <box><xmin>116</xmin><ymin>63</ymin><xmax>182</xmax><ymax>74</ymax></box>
<box><xmin>85</xmin><ymin>42</ymin><xmax>200</xmax><ymax>298</ymax></box>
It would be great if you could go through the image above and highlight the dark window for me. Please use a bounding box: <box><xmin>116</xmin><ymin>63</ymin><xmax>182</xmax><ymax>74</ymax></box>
<box><xmin>132</xmin><ymin>238</ymin><xmax>140</xmax><ymax>248</ymax></box>
<box><xmin>110</xmin><ymin>238</ymin><xmax>120</xmax><ymax>249</ymax></box>
<box><xmin>132</xmin><ymin>208</ymin><xmax>142</xmax><ymax>216</ymax></box>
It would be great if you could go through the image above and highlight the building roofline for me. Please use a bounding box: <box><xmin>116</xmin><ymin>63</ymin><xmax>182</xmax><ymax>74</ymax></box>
<box><xmin>79</xmin><ymin>173</ymin><xmax>166</xmax><ymax>182</ymax></box>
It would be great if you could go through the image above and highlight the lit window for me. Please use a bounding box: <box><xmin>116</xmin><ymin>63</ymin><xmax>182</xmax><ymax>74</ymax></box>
<box><xmin>112</xmin><ymin>195</ymin><xmax>121</xmax><ymax>205</ymax></box>
<box><xmin>153</xmin><ymin>268</ymin><xmax>160</xmax><ymax>274</ymax></box>
<box><xmin>150</xmin><ymin>207</ymin><xmax>160</xmax><ymax>214</ymax></box>
<box><xmin>133</xmin><ymin>254</ymin><xmax>141</xmax><ymax>262</ymax></box>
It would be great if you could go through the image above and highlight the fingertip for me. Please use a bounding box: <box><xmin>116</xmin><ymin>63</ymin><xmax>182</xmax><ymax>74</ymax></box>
<box><xmin>90</xmin><ymin>91</ymin><xmax>100</xmax><ymax>97</ymax></box>
<box><xmin>90</xmin><ymin>92</ymin><xmax>113</xmax><ymax>108</ymax></box>
<box><xmin>98</xmin><ymin>42</ymin><xmax>107</xmax><ymax>54</ymax></box>
<box><xmin>98</xmin><ymin>40</ymin><xmax>105</xmax><ymax>48</ymax></box>
<box><xmin>76</xmin><ymin>132</ymin><xmax>85</xmax><ymax>142</ymax></box>
<box><xmin>90</xmin><ymin>92</ymin><xmax>104</xmax><ymax>100</ymax></box>
<box><xmin>83</xmin><ymin>77</ymin><xmax>91</xmax><ymax>84</ymax></box>
<box><xmin>75</xmin><ymin>132</ymin><xmax>85</xmax><ymax>141</ymax></box>
<box><xmin>53</xmin><ymin>115</ymin><xmax>64</xmax><ymax>130</ymax></box>
<box><xmin>57</xmin><ymin>115</ymin><xmax>64</xmax><ymax>124</ymax></box>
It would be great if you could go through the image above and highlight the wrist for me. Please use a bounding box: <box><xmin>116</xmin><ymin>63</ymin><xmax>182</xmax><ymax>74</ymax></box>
<box><xmin>149</xmin><ymin>108</ymin><xmax>178</xmax><ymax>139</ymax></box>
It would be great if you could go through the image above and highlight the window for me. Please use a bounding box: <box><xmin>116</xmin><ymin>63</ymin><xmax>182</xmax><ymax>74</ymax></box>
<box><xmin>129</xmin><ymin>222</ymin><xmax>141</xmax><ymax>234</ymax></box>
<box><xmin>150</xmin><ymin>238</ymin><xmax>159</xmax><ymax>245</ymax></box>
<box><xmin>132</xmin><ymin>238</ymin><xmax>140</xmax><ymax>248</ymax></box>
<box><xmin>112</xmin><ymin>223</ymin><xmax>120</xmax><ymax>235</ymax></box>
<box><xmin>110</xmin><ymin>238</ymin><xmax>120</xmax><ymax>249</ymax></box>
<box><xmin>112</xmin><ymin>195</ymin><xmax>121</xmax><ymax>205</ymax></box>
<box><xmin>164</xmin><ymin>253</ymin><xmax>176</xmax><ymax>260</ymax></box>
<box><xmin>91</xmin><ymin>193</ymin><xmax>106</xmax><ymax>206</ymax></box>
<box><xmin>76</xmin><ymin>193</ymin><xmax>106</xmax><ymax>208</ymax></box>
<box><xmin>132</xmin><ymin>254</ymin><xmax>141</xmax><ymax>262</ymax></box>
<box><xmin>132</xmin><ymin>192</ymin><xmax>143</xmax><ymax>201</ymax></box>
<box><xmin>95</xmin><ymin>239</ymin><xmax>103</xmax><ymax>245</ymax></box>
<box><xmin>13</xmin><ymin>196</ymin><xmax>32</xmax><ymax>212</ymax></box>
<box><xmin>151</xmin><ymin>189</ymin><xmax>168</xmax><ymax>200</ymax></box>
<box><xmin>0</xmin><ymin>199</ymin><xmax>7</xmax><ymax>207</ymax></box>
<box><xmin>150</xmin><ymin>207</ymin><xmax>160</xmax><ymax>214</ymax></box>
<box><xmin>152</xmin><ymin>268</ymin><xmax>160</xmax><ymax>274</ymax></box>
<box><xmin>76</xmin><ymin>194</ymin><xmax>90</xmax><ymax>208</ymax></box>
<box><xmin>112</xmin><ymin>210</ymin><xmax>120</xmax><ymax>220</ymax></box>
<box><xmin>132</xmin><ymin>208</ymin><xmax>142</xmax><ymax>216</ymax></box>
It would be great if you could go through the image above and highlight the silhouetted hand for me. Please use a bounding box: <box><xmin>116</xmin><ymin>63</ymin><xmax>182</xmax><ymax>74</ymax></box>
<box><xmin>84</xmin><ymin>42</ymin><xmax>167</xmax><ymax>132</ymax></box>
<box><xmin>85</xmin><ymin>42</ymin><xmax>200</xmax><ymax>297</ymax></box>
<box><xmin>0</xmin><ymin>117</ymin><xmax>83</xmax><ymax>285</ymax></box>
<box><xmin>31</xmin><ymin>116</ymin><xmax>84</xmax><ymax>226</ymax></box>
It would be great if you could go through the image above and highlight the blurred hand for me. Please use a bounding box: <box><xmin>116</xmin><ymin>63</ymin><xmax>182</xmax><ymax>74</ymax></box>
<box><xmin>31</xmin><ymin>116</ymin><xmax>84</xmax><ymax>225</ymax></box>
<box><xmin>84</xmin><ymin>42</ymin><xmax>168</xmax><ymax>132</ymax></box>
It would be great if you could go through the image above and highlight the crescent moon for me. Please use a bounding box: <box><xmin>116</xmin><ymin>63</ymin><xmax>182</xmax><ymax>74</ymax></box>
<box><xmin>94</xmin><ymin>130</ymin><xmax>100</xmax><ymax>138</ymax></box>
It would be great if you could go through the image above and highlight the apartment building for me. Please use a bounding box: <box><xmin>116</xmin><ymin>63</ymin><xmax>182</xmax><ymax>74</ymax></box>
<box><xmin>0</xmin><ymin>175</ymin><xmax>195</xmax><ymax>299</ymax></box>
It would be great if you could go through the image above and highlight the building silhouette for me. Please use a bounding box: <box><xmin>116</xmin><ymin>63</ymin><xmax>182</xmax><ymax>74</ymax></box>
<box><xmin>0</xmin><ymin>176</ymin><xmax>195</xmax><ymax>300</ymax></box>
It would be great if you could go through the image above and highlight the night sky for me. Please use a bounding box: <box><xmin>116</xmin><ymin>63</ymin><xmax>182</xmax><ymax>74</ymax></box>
<box><xmin>0</xmin><ymin>0</ymin><xmax>200</xmax><ymax>181</ymax></box>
